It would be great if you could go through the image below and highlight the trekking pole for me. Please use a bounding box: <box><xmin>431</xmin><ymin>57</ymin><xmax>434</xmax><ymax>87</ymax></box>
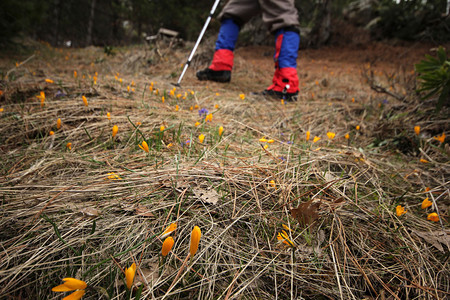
<box><xmin>173</xmin><ymin>0</ymin><xmax>221</xmax><ymax>87</ymax></box>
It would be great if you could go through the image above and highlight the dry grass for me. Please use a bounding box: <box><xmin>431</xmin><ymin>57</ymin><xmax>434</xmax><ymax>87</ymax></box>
<box><xmin>0</xmin><ymin>40</ymin><xmax>449</xmax><ymax>299</ymax></box>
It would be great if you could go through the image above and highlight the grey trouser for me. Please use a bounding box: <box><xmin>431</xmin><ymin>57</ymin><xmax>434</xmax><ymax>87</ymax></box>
<box><xmin>218</xmin><ymin>0</ymin><xmax>299</xmax><ymax>32</ymax></box>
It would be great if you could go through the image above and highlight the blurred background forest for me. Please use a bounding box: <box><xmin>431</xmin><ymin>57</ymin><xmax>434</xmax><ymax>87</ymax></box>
<box><xmin>0</xmin><ymin>0</ymin><xmax>449</xmax><ymax>49</ymax></box>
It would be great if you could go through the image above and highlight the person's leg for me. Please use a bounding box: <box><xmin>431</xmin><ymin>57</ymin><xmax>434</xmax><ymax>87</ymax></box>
<box><xmin>197</xmin><ymin>0</ymin><xmax>260</xmax><ymax>82</ymax></box>
<box><xmin>259</xmin><ymin>0</ymin><xmax>299</xmax><ymax>32</ymax></box>
<box><xmin>264</xmin><ymin>27</ymin><xmax>300</xmax><ymax>98</ymax></box>
<box><xmin>259</xmin><ymin>0</ymin><xmax>300</xmax><ymax>100</ymax></box>
<box><xmin>196</xmin><ymin>18</ymin><xmax>239</xmax><ymax>82</ymax></box>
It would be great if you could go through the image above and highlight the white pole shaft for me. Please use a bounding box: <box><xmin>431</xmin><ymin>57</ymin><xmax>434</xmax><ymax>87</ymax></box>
<box><xmin>176</xmin><ymin>0</ymin><xmax>221</xmax><ymax>86</ymax></box>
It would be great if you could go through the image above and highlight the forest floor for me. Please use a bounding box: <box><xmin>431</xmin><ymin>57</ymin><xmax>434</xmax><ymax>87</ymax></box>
<box><xmin>0</xmin><ymin>39</ymin><xmax>449</xmax><ymax>299</ymax></box>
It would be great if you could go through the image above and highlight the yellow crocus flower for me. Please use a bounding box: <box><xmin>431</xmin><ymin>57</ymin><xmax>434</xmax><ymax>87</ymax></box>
<box><xmin>162</xmin><ymin>236</ymin><xmax>175</xmax><ymax>257</ymax></box>
<box><xmin>139</xmin><ymin>141</ymin><xmax>149</xmax><ymax>153</ymax></box>
<box><xmin>82</xmin><ymin>95</ymin><xmax>88</xmax><ymax>106</ymax></box>
<box><xmin>190</xmin><ymin>226</ymin><xmax>201</xmax><ymax>257</ymax></box>
<box><xmin>396</xmin><ymin>205</ymin><xmax>406</xmax><ymax>216</ymax></box>
<box><xmin>421</xmin><ymin>197</ymin><xmax>432</xmax><ymax>209</ymax></box>
<box><xmin>161</xmin><ymin>222</ymin><xmax>177</xmax><ymax>239</ymax></box>
<box><xmin>427</xmin><ymin>212</ymin><xmax>439</xmax><ymax>222</ymax></box>
<box><xmin>434</xmin><ymin>133</ymin><xmax>445</xmax><ymax>143</ymax></box>
<box><xmin>327</xmin><ymin>132</ymin><xmax>335</xmax><ymax>140</ymax></box>
<box><xmin>277</xmin><ymin>230</ymin><xmax>295</xmax><ymax>248</ymax></box>
<box><xmin>107</xmin><ymin>172</ymin><xmax>122</xmax><ymax>180</ymax></box>
<box><xmin>198</xmin><ymin>134</ymin><xmax>205</xmax><ymax>143</ymax></box>
<box><xmin>52</xmin><ymin>278</ymin><xmax>86</xmax><ymax>300</ymax></box>
<box><xmin>112</xmin><ymin>125</ymin><xmax>118</xmax><ymax>137</ymax></box>
<box><xmin>125</xmin><ymin>263</ymin><xmax>136</xmax><ymax>289</ymax></box>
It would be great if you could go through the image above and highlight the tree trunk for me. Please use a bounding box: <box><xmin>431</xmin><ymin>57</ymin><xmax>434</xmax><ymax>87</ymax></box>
<box><xmin>309</xmin><ymin>0</ymin><xmax>331</xmax><ymax>47</ymax></box>
<box><xmin>53</xmin><ymin>0</ymin><xmax>61</xmax><ymax>46</ymax></box>
<box><xmin>112</xmin><ymin>0</ymin><xmax>120</xmax><ymax>44</ymax></box>
<box><xmin>86</xmin><ymin>0</ymin><xmax>97</xmax><ymax>46</ymax></box>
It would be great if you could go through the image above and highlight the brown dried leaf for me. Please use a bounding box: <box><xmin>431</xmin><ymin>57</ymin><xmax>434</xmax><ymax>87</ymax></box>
<box><xmin>193</xmin><ymin>187</ymin><xmax>219</xmax><ymax>205</ymax></box>
<box><xmin>412</xmin><ymin>230</ymin><xmax>450</xmax><ymax>253</ymax></box>
<box><xmin>159</xmin><ymin>178</ymin><xmax>190</xmax><ymax>190</ymax></box>
<box><xmin>136</xmin><ymin>267</ymin><xmax>159</xmax><ymax>284</ymax></box>
<box><xmin>134</xmin><ymin>257</ymin><xmax>174</xmax><ymax>285</ymax></box>
<box><xmin>290</xmin><ymin>199</ymin><xmax>321</xmax><ymax>227</ymax></box>
<box><xmin>80</xmin><ymin>207</ymin><xmax>101</xmax><ymax>217</ymax></box>
<box><xmin>135</xmin><ymin>206</ymin><xmax>156</xmax><ymax>218</ymax></box>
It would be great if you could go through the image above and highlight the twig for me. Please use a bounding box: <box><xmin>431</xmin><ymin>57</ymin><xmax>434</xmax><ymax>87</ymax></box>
<box><xmin>6</xmin><ymin>54</ymin><xmax>35</xmax><ymax>77</ymax></box>
<box><xmin>329</xmin><ymin>243</ymin><xmax>344</xmax><ymax>300</ymax></box>
<box><xmin>26</xmin><ymin>185</ymin><xmax>74</xmax><ymax>229</ymax></box>
<box><xmin>164</xmin><ymin>253</ymin><xmax>190</xmax><ymax>298</ymax></box>
<box><xmin>224</xmin><ymin>269</ymin><xmax>239</xmax><ymax>300</ymax></box>
<box><xmin>428</xmin><ymin>188</ymin><xmax>448</xmax><ymax>232</ymax></box>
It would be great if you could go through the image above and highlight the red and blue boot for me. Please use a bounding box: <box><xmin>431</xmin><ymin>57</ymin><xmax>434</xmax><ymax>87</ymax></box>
<box><xmin>263</xmin><ymin>27</ymin><xmax>300</xmax><ymax>101</ymax></box>
<box><xmin>196</xmin><ymin>18</ymin><xmax>239</xmax><ymax>83</ymax></box>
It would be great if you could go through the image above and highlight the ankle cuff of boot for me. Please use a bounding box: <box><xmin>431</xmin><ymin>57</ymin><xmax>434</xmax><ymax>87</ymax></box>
<box><xmin>209</xmin><ymin>49</ymin><xmax>234</xmax><ymax>71</ymax></box>
<box><xmin>268</xmin><ymin>67</ymin><xmax>299</xmax><ymax>94</ymax></box>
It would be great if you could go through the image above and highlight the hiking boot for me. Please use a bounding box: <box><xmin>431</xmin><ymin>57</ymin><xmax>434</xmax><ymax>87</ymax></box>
<box><xmin>196</xmin><ymin>68</ymin><xmax>231</xmax><ymax>83</ymax></box>
<box><xmin>262</xmin><ymin>89</ymin><xmax>298</xmax><ymax>101</ymax></box>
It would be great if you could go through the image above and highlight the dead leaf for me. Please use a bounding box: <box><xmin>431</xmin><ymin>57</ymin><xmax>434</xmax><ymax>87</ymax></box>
<box><xmin>290</xmin><ymin>199</ymin><xmax>321</xmax><ymax>227</ymax></box>
<box><xmin>193</xmin><ymin>187</ymin><xmax>219</xmax><ymax>205</ymax></box>
<box><xmin>412</xmin><ymin>230</ymin><xmax>450</xmax><ymax>253</ymax></box>
<box><xmin>116</xmin><ymin>259</ymin><xmax>159</xmax><ymax>288</ymax></box>
<box><xmin>136</xmin><ymin>267</ymin><xmax>159</xmax><ymax>285</ymax></box>
<box><xmin>317</xmin><ymin>229</ymin><xmax>326</xmax><ymax>246</ymax></box>
<box><xmin>319</xmin><ymin>197</ymin><xmax>346</xmax><ymax>212</ymax></box>
<box><xmin>324</xmin><ymin>172</ymin><xmax>339</xmax><ymax>182</ymax></box>
<box><xmin>134</xmin><ymin>257</ymin><xmax>174</xmax><ymax>285</ymax></box>
<box><xmin>159</xmin><ymin>178</ymin><xmax>190</xmax><ymax>190</ymax></box>
<box><xmin>136</xmin><ymin>259</ymin><xmax>159</xmax><ymax>285</ymax></box>
<box><xmin>80</xmin><ymin>207</ymin><xmax>101</xmax><ymax>217</ymax></box>
<box><xmin>135</xmin><ymin>206</ymin><xmax>156</xmax><ymax>218</ymax></box>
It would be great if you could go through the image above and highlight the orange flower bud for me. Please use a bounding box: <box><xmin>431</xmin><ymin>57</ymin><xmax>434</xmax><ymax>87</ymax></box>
<box><xmin>396</xmin><ymin>205</ymin><xmax>406</xmax><ymax>217</ymax></box>
<box><xmin>139</xmin><ymin>141</ymin><xmax>149</xmax><ymax>153</ymax></box>
<box><xmin>125</xmin><ymin>263</ymin><xmax>136</xmax><ymax>289</ymax></box>
<box><xmin>161</xmin><ymin>236</ymin><xmax>175</xmax><ymax>257</ymax></box>
<box><xmin>427</xmin><ymin>212</ymin><xmax>439</xmax><ymax>222</ymax></box>
<box><xmin>198</xmin><ymin>134</ymin><xmax>205</xmax><ymax>144</ymax></box>
<box><xmin>189</xmin><ymin>226</ymin><xmax>201</xmax><ymax>257</ymax></box>
<box><xmin>82</xmin><ymin>95</ymin><xmax>88</xmax><ymax>106</ymax></box>
<box><xmin>112</xmin><ymin>125</ymin><xmax>118</xmax><ymax>137</ymax></box>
